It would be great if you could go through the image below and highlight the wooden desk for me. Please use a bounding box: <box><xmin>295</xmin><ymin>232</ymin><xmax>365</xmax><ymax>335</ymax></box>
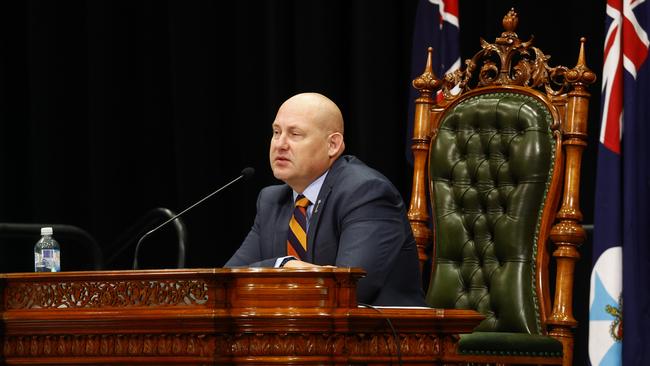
<box><xmin>0</xmin><ymin>268</ymin><xmax>482</xmax><ymax>365</ymax></box>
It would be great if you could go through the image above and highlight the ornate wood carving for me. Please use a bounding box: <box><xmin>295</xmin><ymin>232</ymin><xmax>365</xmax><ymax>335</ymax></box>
<box><xmin>0</xmin><ymin>268</ymin><xmax>483</xmax><ymax>364</ymax></box>
<box><xmin>3</xmin><ymin>334</ymin><xmax>217</xmax><ymax>358</ymax></box>
<box><xmin>6</xmin><ymin>279</ymin><xmax>209</xmax><ymax>309</ymax></box>
<box><xmin>409</xmin><ymin>47</ymin><xmax>440</xmax><ymax>272</ymax></box>
<box><xmin>548</xmin><ymin>36</ymin><xmax>596</xmax><ymax>366</ymax></box>
<box><xmin>441</xmin><ymin>8</ymin><xmax>576</xmax><ymax>99</ymax></box>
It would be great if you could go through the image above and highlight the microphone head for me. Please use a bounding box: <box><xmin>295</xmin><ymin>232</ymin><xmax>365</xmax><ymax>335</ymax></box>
<box><xmin>241</xmin><ymin>167</ymin><xmax>255</xmax><ymax>180</ymax></box>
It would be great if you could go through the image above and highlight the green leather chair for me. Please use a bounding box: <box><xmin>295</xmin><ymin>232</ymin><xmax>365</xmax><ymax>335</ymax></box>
<box><xmin>407</xmin><ymin>9</ymin><xmax>595</xmax><ymax>366</ymax></box>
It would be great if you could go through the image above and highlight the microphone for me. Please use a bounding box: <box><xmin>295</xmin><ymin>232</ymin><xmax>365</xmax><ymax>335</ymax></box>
<box><xmin>132</xmin><ymin>167</ymin><xmax>255</xmax><ymax>269</ymax></box>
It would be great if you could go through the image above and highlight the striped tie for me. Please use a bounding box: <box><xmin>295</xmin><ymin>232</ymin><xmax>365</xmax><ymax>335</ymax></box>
<box><xmin>287</xmin><ymin>195</ymin><xmax>310</xmax><ymax>260</ymax></box>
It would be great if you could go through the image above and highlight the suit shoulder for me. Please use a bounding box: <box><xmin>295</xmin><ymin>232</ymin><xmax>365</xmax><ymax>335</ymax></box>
<box><xmin>258</xmin><ymin>184</ymin><xmax>291</xmax><ymax>204</ymax></box>
<box><xmin>337</xmin><ymin>156</ymin><xmax>397</xmax><ymax>190</ymax></box>
<box><xmin>331</xmin><ymin>156</ymin><xmax>402</xmax><ymax>202</ymax></box>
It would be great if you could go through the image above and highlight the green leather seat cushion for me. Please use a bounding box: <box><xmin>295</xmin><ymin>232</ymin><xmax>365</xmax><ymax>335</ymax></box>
<box><xmin>459</xmin><ymin>332</ymin><xmax>563</xmax><ymax>357</ymax></box>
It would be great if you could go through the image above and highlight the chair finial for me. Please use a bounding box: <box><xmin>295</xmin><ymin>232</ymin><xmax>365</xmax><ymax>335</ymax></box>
<box><xmin>412</xmin><ymin>47</ymin><xmax>442</xmax><ymax>93</ymax></box>
<box><xmin>565</xmin><ymin>37</ymin><xmax>597</xmax><ymax>86</ymax></box>
<box><xmin>496</xmin><ymin>8</ymin><xmax>521</xmax><ymax>46</ymax></box>
<box><xmin>577</xmin><ymin>37</ymin><xmax>587</xmax><ymax>66</ymax></box>
<box><xmin>502</xmin><ymin>8</ymin><xmax>518</xmax><ymax>33</ymax></box>
<box><xmin>424</xmin><ymin>47</ymin><xmax>434</xmax><ymax>75</ymax></box>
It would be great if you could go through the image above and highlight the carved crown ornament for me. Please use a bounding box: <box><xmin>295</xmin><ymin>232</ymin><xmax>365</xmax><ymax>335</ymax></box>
<box><xmin>413</xmin><ymin>8</ymin><xmax>596</xmax><ymax>101</ymax></box>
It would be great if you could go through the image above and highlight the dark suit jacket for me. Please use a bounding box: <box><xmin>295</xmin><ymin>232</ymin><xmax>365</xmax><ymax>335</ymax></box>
<box><xmin>225</xmin><ymin>155</ymin><xmax>426</xmax><ymax>306</ymax></box>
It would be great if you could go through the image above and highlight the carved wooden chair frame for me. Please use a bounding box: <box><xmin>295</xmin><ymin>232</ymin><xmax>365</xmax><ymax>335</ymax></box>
<box><xmin>407</xmin><ymin>9</ymin><xmax>595</xmax><ymax>366</ymax></box>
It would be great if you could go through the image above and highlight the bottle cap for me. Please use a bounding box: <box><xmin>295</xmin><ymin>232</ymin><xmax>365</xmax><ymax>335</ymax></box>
<box><xmin>41</xmin><ymin>227</ymin><xmax>53</xmax><ymax>236</ymax></box>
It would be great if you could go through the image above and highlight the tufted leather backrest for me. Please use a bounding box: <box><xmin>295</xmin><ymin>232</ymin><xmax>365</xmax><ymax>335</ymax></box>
<box><xmin>425</xmin><ymin>91</ymin><xmax>556</xmax><ymax>334</ymax></box>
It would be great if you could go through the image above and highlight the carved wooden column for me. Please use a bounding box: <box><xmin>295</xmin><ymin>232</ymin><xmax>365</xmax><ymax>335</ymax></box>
<box><xmin>408</xmin><ymin>47</ymin><xmax>442</xmax><ymax>273</ymax></box>
<box><xmin>548</xmin><ymin>38</ymin><xmax>596</xmax><ymax>366</ymax></box>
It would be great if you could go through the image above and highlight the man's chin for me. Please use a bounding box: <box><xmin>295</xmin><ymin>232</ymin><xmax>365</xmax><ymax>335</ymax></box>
<box><xmin>271</xmin><ymin>169</ymin><xmax>291</xmax><ymax>182</ymax></box>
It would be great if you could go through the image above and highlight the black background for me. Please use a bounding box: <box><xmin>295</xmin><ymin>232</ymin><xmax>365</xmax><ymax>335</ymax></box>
<box><xmin>0</xmin><ymin>1</ymin><xmax>603</xmax><ymax>363</ymax></box>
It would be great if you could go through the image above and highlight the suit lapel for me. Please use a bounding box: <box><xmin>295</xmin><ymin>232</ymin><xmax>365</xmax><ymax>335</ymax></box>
<box><xmin>306</xmin><ymin>185</ymin><xmax>331</xmax><ymax>262</ymax></box>
<box><xmin>306</xmin><ymin>156</ymin><xmax>347</xmax><ymax>262</ymax></box>
<box><xmin>272</xmin><ymin>187</ymin><xmax>294</xmax><ymax>258</ymax></box>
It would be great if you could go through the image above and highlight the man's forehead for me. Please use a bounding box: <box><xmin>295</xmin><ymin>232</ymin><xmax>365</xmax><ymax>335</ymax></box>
<box><xmin>272</xmin><ymin>95</ymin><xmax>339</xmax><ymax>132</ymax></box>
<box><xmin>272</xmin><ymin>114</ymin><xmax>321</xmax><ymax>130</ymax></box>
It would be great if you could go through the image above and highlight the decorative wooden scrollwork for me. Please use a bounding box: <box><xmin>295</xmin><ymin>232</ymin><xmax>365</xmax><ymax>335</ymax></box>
<box><xmin>5</xmin><ymin>279</ymin><xmax>209</xmax><ymax>309</ymax></box>
<box><xmin>3</xmin><ymin>334</ymin><xmax>218</xmax><ymax>357</ymax></box>
<box><xmin>440</xmin><ymin>8</ymin><xmax>595</xmax><ymax>100</ymax></box>
<box><xmin>3</xmin><ymin>332</ymin><xmax>446</xmax><ymax>359</ymax></box>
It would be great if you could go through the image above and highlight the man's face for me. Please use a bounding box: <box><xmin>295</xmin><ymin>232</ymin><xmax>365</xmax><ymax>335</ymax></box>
<box><xmin>269</xmin><ymin>101</ymin><xmax>332</xmax><ymax>193</ymax></box>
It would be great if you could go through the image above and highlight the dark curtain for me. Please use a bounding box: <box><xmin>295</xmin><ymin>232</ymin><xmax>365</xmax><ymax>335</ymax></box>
<box><xmin>0</xmin><ymin>1</ymin><xmax>603</xmax><ymax>362</ymax></box>
<box><xmin>0</xmin><ymin>0</ymin><xmax>420</xmax><ymax>270</ymax></box>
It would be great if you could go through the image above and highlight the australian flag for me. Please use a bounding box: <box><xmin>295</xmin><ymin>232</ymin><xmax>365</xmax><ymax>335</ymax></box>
<box><xmin>406</xmin><ymin>0</ymin><xmax>460</xmax><ymax>163</ymax></box>
<box><xmin>589</xmin><ymin>0</ymin><xmax>650</xmax><ymax>365</ymax></box>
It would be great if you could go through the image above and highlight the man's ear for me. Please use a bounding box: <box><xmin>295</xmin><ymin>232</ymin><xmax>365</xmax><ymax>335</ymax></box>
<box><xmin>328</xmin><ymin>132</ymin><xmax>344</xmax><ymax>158</ymax></box>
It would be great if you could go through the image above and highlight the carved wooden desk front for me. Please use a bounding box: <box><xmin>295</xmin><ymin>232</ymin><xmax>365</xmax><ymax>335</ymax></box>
<box><xmin>0</xmin><ymin>268</ymin><xmax>483</xmax><ymax>365</ymax></box>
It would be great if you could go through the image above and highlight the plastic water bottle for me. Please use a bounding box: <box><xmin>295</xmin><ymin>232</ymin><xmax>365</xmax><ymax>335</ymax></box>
<box><xmin>34</xmin><ymin>227</ymin><xmax>61</xmax><ymax>272</ymax></box>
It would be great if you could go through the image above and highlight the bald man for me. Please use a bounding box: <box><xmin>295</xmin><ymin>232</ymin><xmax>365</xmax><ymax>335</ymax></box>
<box><xmin>225</xmin><ymin>93</ymin><xmax>426</xmax><ymax>306</ymax></box>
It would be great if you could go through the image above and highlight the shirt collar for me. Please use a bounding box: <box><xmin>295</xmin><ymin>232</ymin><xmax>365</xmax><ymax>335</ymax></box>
<box><xmin>293</xmin><ymin>170</ymin><xmax>328</xmax><ymax>205</ymax></box>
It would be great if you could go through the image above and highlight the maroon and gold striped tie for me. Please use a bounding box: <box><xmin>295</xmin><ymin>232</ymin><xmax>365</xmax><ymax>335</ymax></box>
<box><xmin>287</xmin><ymin>195</ymin><xmax>310</xmax><ymax>260</ymax></box>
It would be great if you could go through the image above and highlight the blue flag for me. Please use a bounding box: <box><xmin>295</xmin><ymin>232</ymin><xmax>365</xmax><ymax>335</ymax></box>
<box><xmin>590</xmin><ymin>1</ymin><xmax>650</xmax><ymax>365</ymax></box>
<box><xmin>406</xmin><ymin>0</ymin><xmax>459</xmax><ymax>163</ymax></box>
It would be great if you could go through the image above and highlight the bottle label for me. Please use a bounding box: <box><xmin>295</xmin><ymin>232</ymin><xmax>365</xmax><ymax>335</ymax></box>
<box><xmin>35</xmin><ymin>249</ymin><xmax>61</xmax><ymax>272</ymax></box>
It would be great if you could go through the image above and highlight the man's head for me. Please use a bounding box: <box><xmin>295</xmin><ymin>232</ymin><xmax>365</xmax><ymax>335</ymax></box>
<box><xmin>269</xmin><ymin>92</ymin><xmax>345</xmax><ymax>193</ymax></box>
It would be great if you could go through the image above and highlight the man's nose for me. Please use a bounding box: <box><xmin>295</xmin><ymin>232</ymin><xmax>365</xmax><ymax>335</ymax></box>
<box><xmin>275</xmin><ymin>134</ymin><xmax>289</xmax><ymax>149</ymax></box>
